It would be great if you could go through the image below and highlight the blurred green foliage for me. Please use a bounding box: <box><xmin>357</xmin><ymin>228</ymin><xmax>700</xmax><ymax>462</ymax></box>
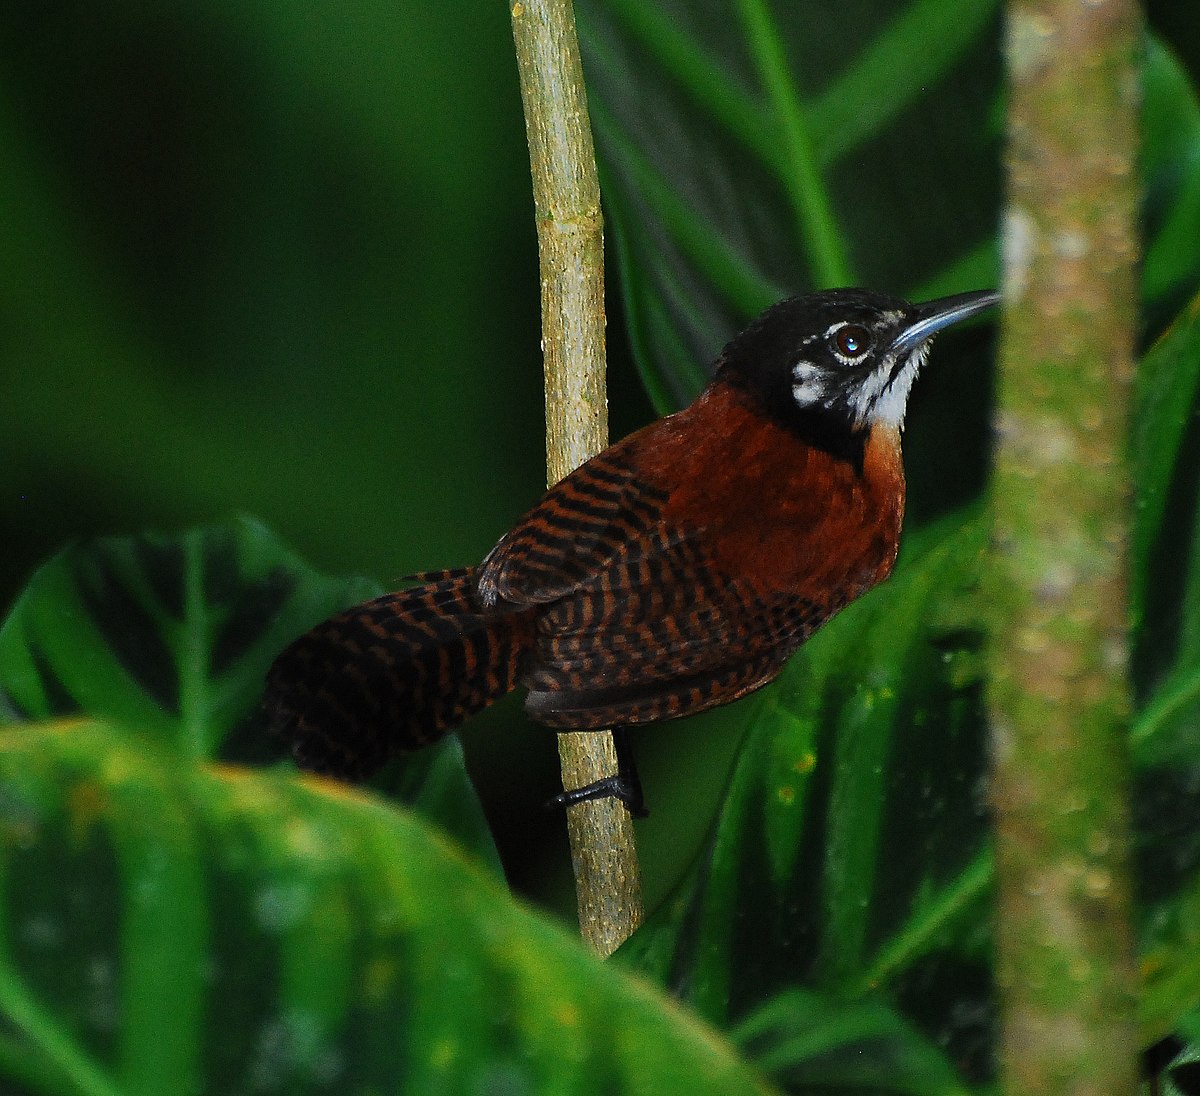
<box><xmin>2</xmin><ymin>2</ymin><xmax>1200</xmax><ymax>1092</ymax></box>
<box><xmin>0</xmin><ymin>0</ymin><xmax>638</xmax><ymax>907</ymax></box>
<box><xmin>0</xmin><ymin>720</ymin><xmax>775</xmax><ymax>1096</ymax></box>
<box><xmin>0</xmin><ymin>1</ymin><xmax>546</xmax><ymax>601</ymax></box>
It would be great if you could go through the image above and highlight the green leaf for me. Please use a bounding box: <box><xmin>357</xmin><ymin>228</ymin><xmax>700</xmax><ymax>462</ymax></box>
<box><xmin>0</xmin><ymin>518</ymin><xmax>502</xmax><ymax>875</ymax></box>
<box><xmin>1133</xmin><ymin>295</ymin><xmax>1200</xmax><ymax>625</ymax></box>
<box><xmin>0</xmin><ymin>720</ymin><xmax>776</xmax><ymax>1096</ymax></box>
<box><xmin>1140</xmin><ymin>857</ymin><xmax>1200</xmax><ymax>1044</ymax></box>
<box><xmin>623</xmin><ymin>506</ymin><xmax>1200</xmax><ymax>1069</ymax></box>
<box><xmin>582</xmin><ymin>8</ymin><xmax>1200</xmax><ymax>414</ymax></box>
<box><xmin>621</xmin><ymin>513</ymin><xmax>996</xmax><ymax>1078</ymax></box>
<box><xmin>733</xmin><ymin>988</ymin><xmax>971</xmax><ymax>1096</ymax></box>
<box><xmin>0</xmin><ymin>516</ymin><xmax>378</xmax><ymax>759</ymax></box>
<box><xmin>1131</xmin><ymin>294</ymin><xmax>1200</xmax><ymax>766</ymax></box>
<box><xmin>579</xmin><ymin>0</ymin><xmax>1003</xmax><ymax>411</ymax></box>
<box><xmin>1143</xmin><ymin>37</ymin><xmax>1200</xmax><ymax>312</ymax></box>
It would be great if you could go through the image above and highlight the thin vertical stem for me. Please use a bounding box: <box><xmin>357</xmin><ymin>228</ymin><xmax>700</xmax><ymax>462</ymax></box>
<box><xmin>509</xmin><ymin>0</ymin><xmax>644</xmax><ymax>956</ymax></box>
<box><xmin>989</xmin><ymin>1</ymin><xmax>1141</xmax><ymax>1092</ymax></box>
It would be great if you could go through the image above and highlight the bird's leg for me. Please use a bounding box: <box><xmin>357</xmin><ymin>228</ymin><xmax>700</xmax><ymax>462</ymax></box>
<box><xmin>546</xmin><ymin>727</ymin><xmax>648</xmax><ymax>818</ymax></box>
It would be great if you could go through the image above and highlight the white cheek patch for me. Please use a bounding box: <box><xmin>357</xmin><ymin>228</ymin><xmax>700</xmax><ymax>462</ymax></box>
<box><xmin>790</xmin><ymin>360</ymin><xmax>828</xmax><ymax>408</ymax></box>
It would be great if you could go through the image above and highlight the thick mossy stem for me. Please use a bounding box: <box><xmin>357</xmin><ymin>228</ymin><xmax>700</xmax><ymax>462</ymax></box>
<box><xmin>989</xmin><ymin>1</ymin><xmax>1141</xmax><ymax>1092</ymax></box>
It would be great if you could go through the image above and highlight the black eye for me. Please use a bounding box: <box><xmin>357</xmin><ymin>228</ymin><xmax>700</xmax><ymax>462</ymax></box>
<box><xmin>833</xmin><ymin>324</ymin><xmax>871</xmax><ymax>359</ymax></box>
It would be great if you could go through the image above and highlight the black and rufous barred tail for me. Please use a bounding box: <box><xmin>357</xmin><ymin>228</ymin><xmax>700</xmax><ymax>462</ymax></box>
<box><xmin>264</xmin><ymin>567</ymin><xmax>535</xmax><ymax>779</ymax></box>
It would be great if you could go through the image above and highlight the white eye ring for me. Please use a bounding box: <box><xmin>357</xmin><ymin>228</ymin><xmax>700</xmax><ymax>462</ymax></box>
<box><xmin>829</xmin><ymin>322</ymin><xmax>872</xmax><ymax>363</ymax></box>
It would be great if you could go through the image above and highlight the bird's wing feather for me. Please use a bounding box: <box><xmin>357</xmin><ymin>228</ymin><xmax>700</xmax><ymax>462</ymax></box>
<box><xmin>523</xmin><ymin>531</ymin><xmax>830</xmax><ymax>728</ymax></box>
<box><xmin>475</xmin><ymin>393</ymin><xmax>849</xmax><ymax>727</ymax></box>
<box><xmin>476</xmin><ymin>436</ymin><xmax>670</xmax><ymax>607</ymax></box>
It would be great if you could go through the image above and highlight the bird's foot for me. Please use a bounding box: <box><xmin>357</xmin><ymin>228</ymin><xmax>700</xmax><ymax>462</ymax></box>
<box><xmin>546</xmin><ymin>773</ymin><xmax>649</xmax><ymax>818</ymax></box>
<box><xmin>546</xmin><ymin>728</ymin><xmax>649</xmax><ymax>817</ymax></box>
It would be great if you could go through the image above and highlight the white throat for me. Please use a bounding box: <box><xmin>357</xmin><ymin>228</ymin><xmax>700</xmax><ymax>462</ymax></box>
<box><xmin>851</xmin><ymin>343</ymin><xmax>930</xmax><ymax>430</ymax></box>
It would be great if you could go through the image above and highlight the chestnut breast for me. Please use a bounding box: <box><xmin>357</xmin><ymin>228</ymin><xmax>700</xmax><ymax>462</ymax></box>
<box><xmin>629</xmin><ymin>380</ymin><xmax>906</xmax><ymax>610</ymax></box>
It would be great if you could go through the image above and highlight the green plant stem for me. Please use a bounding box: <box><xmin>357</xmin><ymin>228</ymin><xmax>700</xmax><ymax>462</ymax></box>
<box><xmin>988</xmin><ymin>1</ymin><xmax>1142</xmax><ymax>1093</ymax></box>
<box><xmin>508</xmin><ymin>0</ymin><xmax>644</xmax><ymax>957</ymax></box>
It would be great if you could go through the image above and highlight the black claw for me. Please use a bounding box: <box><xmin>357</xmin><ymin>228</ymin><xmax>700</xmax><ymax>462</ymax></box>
<box><xmin>546</xmin><ymin>728</ymin><xmax>649</xmax><ymax>817</ymax></box>
<box><xmin>546</xmin><ymin>774</ymin><xmax>649</xmax><ymax>817</ymax></box>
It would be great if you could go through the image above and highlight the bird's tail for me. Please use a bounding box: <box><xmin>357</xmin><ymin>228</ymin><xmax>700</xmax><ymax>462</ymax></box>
<box><xmin>263</xmin><ymin>567</ymin><xmax>535</xmax><ymax>779</ymax></box>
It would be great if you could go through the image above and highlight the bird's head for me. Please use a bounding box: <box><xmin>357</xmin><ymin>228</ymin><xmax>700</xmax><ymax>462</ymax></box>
<box><xmin>717</xmin><ymin>288</ymin><xmax>999</xmax><ymax>443</ymax></box>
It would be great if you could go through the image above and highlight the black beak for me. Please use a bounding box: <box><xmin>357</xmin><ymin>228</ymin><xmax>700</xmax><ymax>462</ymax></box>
<box><xmin>891</xmin><ymin>290</ymin><xmax>1000</xmax><ymax>356</ymax></box>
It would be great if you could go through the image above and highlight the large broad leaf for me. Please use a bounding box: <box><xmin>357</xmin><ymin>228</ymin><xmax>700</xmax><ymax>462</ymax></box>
<box><xmin>619</xmin><ymin>503</ymin><xmax>1200</xmax><ymax>1082</ymax></box>
<box><xmin>578</xmin><ymin>0</ymin><xmax>1003</xmax><ymax>412</ymax></box>
<box><xmin>1125</xmin><ymin>294</ymin><xmax>1200</xmax><ymax>1049</ymax></box>
<box><xmin>620</xmin><ymin>513</ymin><xmax>997</xmax><ymax>1079</ymax></box>
<box><xmin>0</xmin><ymin>516</ymin><xmax>377</xmax><ymax>757</ymax></box>
<box><xmin>0</xmin><ymin>720</ymin><xmax>776</xmax><ymax>1096</ymax></box>
<box><xmin>0</xmin><ymin>518</ymin><xmax>501</xmax><ymax>873</ymax></box>
<box><xmin>578</xmin><ymin>5</ymin><xmax>1200</xmax><ymax>413</ymax></box>
<box><xmin>1133</xmin><ymin>293</ymin><xmax>1200</xmax><ymax>634</ymax></box>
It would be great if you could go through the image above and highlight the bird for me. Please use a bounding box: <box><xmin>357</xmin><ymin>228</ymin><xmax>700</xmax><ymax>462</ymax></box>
<box><xmin>263</xmin><ymin>287</ymin><xmax>998</xmax><ymax>812</ymax></box>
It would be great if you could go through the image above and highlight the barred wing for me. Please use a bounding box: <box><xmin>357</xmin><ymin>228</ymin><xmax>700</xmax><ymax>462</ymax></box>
<box><xmin>523</xmin><ymin>530</ymin><xmax>830</xmax><ymax>729</ymax></box>
<box><xmin>476</xmin><ymin>417</ymin><xmax>836</xmax><ymax>728</ymax></box>
<box><xmin>476</xmin><ymin>437</ymin><xmax>666</xmax><ymax>607</ymax></box>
